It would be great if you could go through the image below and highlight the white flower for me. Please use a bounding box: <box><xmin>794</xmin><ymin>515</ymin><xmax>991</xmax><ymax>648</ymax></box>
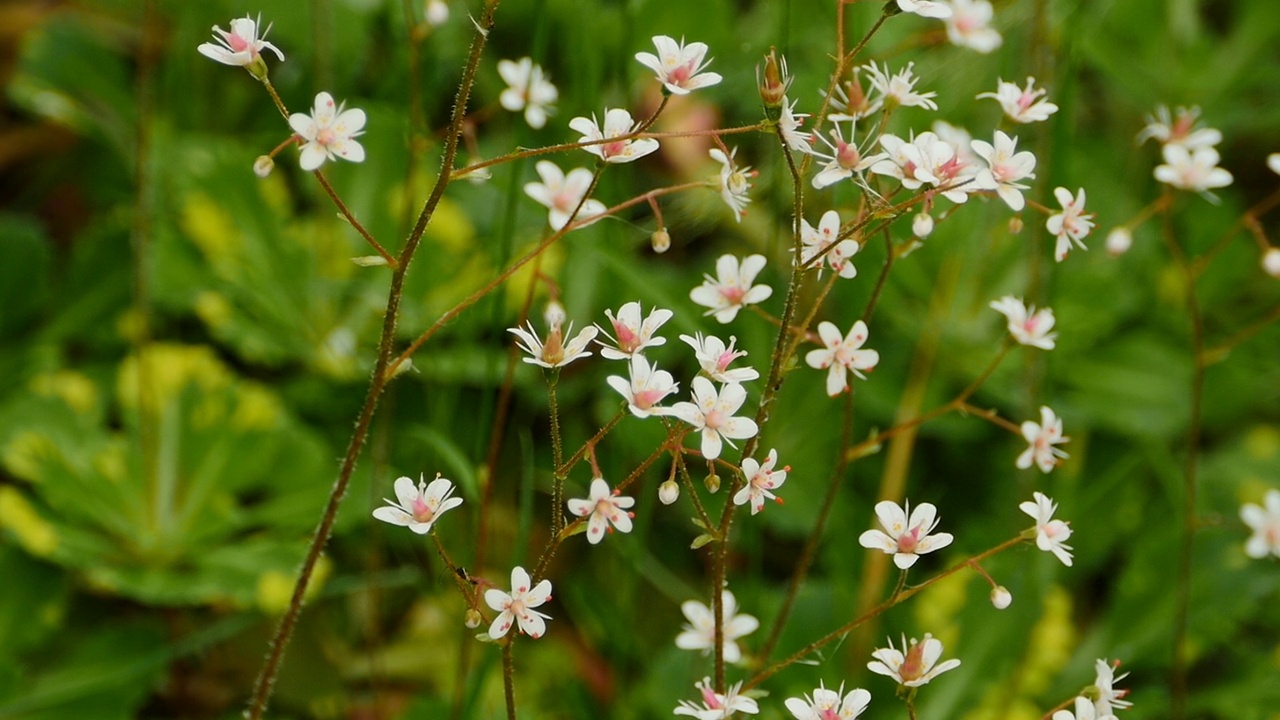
<box><xmin>915</xmin><ymin>132</ymin><xmax>993</xmax><ymax>203</ymax></box>
<box><xmin>990</xmin><ymin>586</ymin><xmax>1013</xmax><ymax>609</ymax></box>
<box><xmin>667</xmin><ymin>378</ymin><xmax>759</xmax><ymax>460</ymax></box>
<box><xmin>680</xmin><ymin>333</ymin><xmax>760</xmax><ymax>384</ymax></box>
<box><xmin>1019</xmin><ymin>492</ymin><xmax>1074</xmax><ymax>566</ymax></box>
<box><xmin>635</xmin><ymin>35</ymin><xmax>723</xmax><ymax>95</ymax></box>
<box><xmin>1154</xmin><ymin>144</ymin><xmax>1233</xmax><ymax>193</ymax></box>
<box><xmin>1264</xmin><ymin>248</ymin><xmax>1280</xmax><ymax>278</ymax></box>
<box><xmin>913</xmin><ymin>212</ymin><xmax>935</xmax><ymax>238</ymax></box>
<box><xmin>810</xmin><ymin>121</ymin><xmax>885</xmax><ymax>189</ymax></box>
<box><xmin>977</xmin><ymin>77</ymin><xmax>1059</xmax><ymax>123</ymax></box>
<box><xmin>498</xmin><ymin>57</ymin><xmax>558</xmax><ymax>129</ymax></box>
<box><xmin>288</xmin><ymin>92</ymin><xmax>367</xmax><ymax>171</ymax></box>
<box><xmin>1018</xmin><ymin>406</ymin><xmax>1070</xmax><ymax>473</ymax></box>
<box><xmin>197</xmin><ymin>14</ymin><xmax>284</xmax><ymax>70</ymax></box>
<box><xmin>484</xmin><ymin>566</ymin><xmax>552</xmax><ymax>639</ymax></box>
<box><xmin>372</xmin><ymin>474</ymin><xmax>463</xmax><ymax>534</ymax></box>
<box><xmin>867</xmin><ymin>633</ymin><xmax>961</xmax><ymax>686</ymax></box>
<box><xmin>804</xmin><ymin>320</ymin><xmax>880</xmax><ymax>397</ymax></box>
<box><xmin>1241</xmin><ymin>489</ymin><xmax>1280</xmax><ymax>559</ymax></box>
<box><xmin>606</xmin><ymin>355</ymin><xmax>679</xmax><ymax>418</ymax></box>
<box><xmin>1053</xmin><ymin>695</ymin><xmax>1117</xmax><ymax>720</ymax></box>
<box><xmin>1046</xmin><ymin>186</ymin><xmax>1096</xmax><ymax>262</ymax></box>
<box><xmin>971</xmin><ymin>131</ymin><xmax>1037</xmax><ymax>211</ymax></box>
<box><xmin>508</xmin><ymin>305</ymin><xmax>599</xmax><ymax>368</ymax></box>
<box><xmin>785</xmin><ymin>683</ymin><xmax>871</xmax><ymax>720</ymax></box>
<box><xmin>1269</xmin><ymin>153</ymin><xmax>1280</xmax><ymax>176</ymax></box>
<box><xmin>859</xmin><ymin>500</ymin><xmax>954</xmax><ymax>569</ymax></box>
<box><xmin>733</xmin><ymin>449</ymin><xmax>789</xmax><ymax>515</ymax></box>
<box><xmin>690</xmin><ymin>254</ymin><xmax>774</xmax><ymax>324</ymax></box>
<box><xmin>778</xmin><ymin>97</ymin><xmax>813</xmax><ymax>153</ymax></box>
<box><xmin>1137</xmin><ymin>106</ymin><xmax>1221</xmax><ymax>151</ymax></box>
<box><xmin>424</xmin><ymin>0</ymin><xmax>449</xmax><ymax>27</ymax></box>
<box><xmin>942</xmin><ymin>0</ymin><xmax>1002</xmax><ymax>53</ymax></box>
<box><xmin>523</xmin><ymin>161</ymin><xmax>606</xmax><ymax>230</ymax></box>
<box><xmin>896</xmin><ymin>0</ymin><xmax>953</xmax><ymax>18</ymax></box>
<box><xmin>799</xmin><ymin>210</ymin><xmax>860</xmax><ymax>278</ymax></box>
<box><xmin>711</xmin><ymin>147</ymin><xmax>755</xmax><ymax>222</ymax></box>
<box><xmin>597</xmin><ymin>301</ymin><xmax>673</xmax><ymax>360</ymax></box>
<box><xmin>990</xmin><ymin>296</ymin><xmax>1057</xmax><ymax>350</ymax></box>
<box><xmin>1106</xmin><ymin>227</ymin><xmax>1133</xmax><ymax>256</ymax></box>
<box><xmin>870</xmin><ymin>132</ymin><xmax>938</xmax><ymax>190</ymax></box>
<box><xmin>826</xmin><ymin>68</ymin><xmax>881</xmax><ymax>121</ymax></box>
<box><xmin>569</xmin><ymin>108</ymin><xmax>659</xmax><ymax>163</ymax></box>
<box><xmin>1092</xmin><ymin>659</ymin><xmax>1133</xmax><ymax>715</ymax></box>
<box><xmin>566</xmin><ymin>478</ymin><xmax>635</xmax><ymax>544</ymax></box>
<box><xmin>675</xmin><ymin>677</ymin><xmax>759</xmax><ymax>719</ymax></box>
<box><xmin>675</xmin><ymin>590</ymin><xmax>759</xmax><ymax>664</ymax></box>
<box><xmin>864</xmin><ymin>61</ymin><xmax>937</xmax><ymax>110</ymax></box>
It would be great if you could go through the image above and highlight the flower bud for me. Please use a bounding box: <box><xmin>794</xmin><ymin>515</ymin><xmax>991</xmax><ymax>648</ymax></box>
<box><xmin>1106</xmin><ymin>227</ymin><xmax>1132</xmax><ymax>256</ymax></box>
<box><xmin>704</xmin><ymin>473</ymin><xmax>720</xmax><ymax>494</ymax></box>
<box><xmin>425</xmin><ymin>0</ymin><xmax>449</xmax><ymax>26</ymax></box>
<box><xmin>758</xmin><ymin>48</ymin><xmax>789</xmax><ymax>109</ymax></box>
<box><xmin>990</xmin><ymin>586</ymin><xmax>1012</xmax><ymax>609</ymax></box>
<box><xmin>253</xmin><ymin>155</ymin><xmax>275</xmax><ymax>178</ymax></box>
<box><xmin>245</xmin><ymin>55</ymin><xmax>270</xmax><ymax>82</ymax></box>
<box><xmin>912</xmin><ymin>212</ymin><xmax>934</xmax><ymax>238</ymax></box>
<box><xmin>1007</xmin><ymin>215</ymin><xmax>1024</xmax><ymax>235</ymax></box>
<box><xmin>464</xmin><ymin>608</ymin><xmax>482</xmax><ymax>629</ymax></box>
<box><xmin>651</xmin><ymin>227</ymin><xmax>671</xmax><ymax>254</ymax></box>
<box><xmin>1263</xmin><ymin>247</ymin><xmax>1280</xmax><ymax>278</ymax></box>
<box><xmin>658</xmin><ymin>479</ymin><xmax>680</xmax><ymax>505</ymax></box>
<box><xmin>544</xmin><ymin>301</ymin><xmax>566</xmax><ymax>330</ymax></box>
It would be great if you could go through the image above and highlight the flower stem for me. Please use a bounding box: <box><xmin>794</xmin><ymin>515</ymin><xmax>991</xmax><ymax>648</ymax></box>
<box><xmin>547</xmin><ymin>370</ymin><xmax>565</xmax><ymax>533</ymax></box>
<box><xmin>502</xmin><ymin>641</ymin><xmax>518</xmax><ymax>720</ymax></box>
<box><xmin>313</xmin><ymin>170</ymin><xmax>399</xmax><ymax>268</ymax></box>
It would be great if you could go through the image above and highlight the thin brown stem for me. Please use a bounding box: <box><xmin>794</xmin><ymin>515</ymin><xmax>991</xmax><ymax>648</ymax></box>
<box><xmin>313</xmin><ymin>170</ymin><xmax>398</xmax><ymax>268</ymax></box>
<box><xmin>502</xmin><ymin>641</ymin><xmax>517</xmax><ymax>720</ymax></box>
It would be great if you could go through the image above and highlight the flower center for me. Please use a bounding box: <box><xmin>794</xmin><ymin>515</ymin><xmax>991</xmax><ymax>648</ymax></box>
<box><xmin>704</xmin><ymin>409</ymin><xmax>725</xmax><ymax>430</ymax></box>
<box><xmin>632</xmin><ymin>388</ymin><xmax>663</xmax><ymax>409</ymax></box>
<box><xmin>896</xmin><ymin>526</ymin><xmax>922</xmax><ymax>554</ymax></box>
<box><xmin>227</xmin><ymin>33</ymin><xmax>251</xmax><ymax>53</ymax></box>
<box><xmin>317</xmin><ymin>128</ymin><xmax>337</xmax><ymax>147</ymax></box>
<box><xmin>719</xmin><ymin>285</ymin><xmax>746</xmax><ymax>304</ymax></box>
<box><xmin>612</xmin><ymin>320</ymin><xmax>639</xmax><ymax>352</ymax></box>
<box><xmin>819</xmin><ymin>707</ymin><xmax>841</xmax><ymax>720</ymax></box>
<box><xmin>836</xmin><ymin>140</ymin><xmax>862</xmax><ymax>170</ymax></box>
<box><xmin>670</xmin><ymin>60</ymin><xmax>695</xmax><ymax>85</ymax></box>
<box><xmin>900</xmin><ymin>642</ymin><xmax>926</xmax><ymax>682</ymax></box>
<box><xmin>602</xmin><ymin>140</ymin><xmax>628</xmax><ymax>158</ymax></box>
<box><xmin>411</xmin><ymin>497</ymin><xmax>435</xmax><ymax>523</ymax></box>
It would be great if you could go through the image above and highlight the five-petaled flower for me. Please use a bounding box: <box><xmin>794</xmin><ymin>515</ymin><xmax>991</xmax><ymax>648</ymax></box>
<box><xmin>867</xmin><ymin>633</ymin><xmax>961</xmax><ymax>687</ymax></box>
<box><xmin>942</xmin><ymin>0</ymin><xmax>1002</xmax><ymax>53</ymax></box>
<box><xmin>990</xmin><ymin>296</ymin><xmax>1057</xmax><ymax>350</ymax></box>
<box><xmin>681</xmin><ymin>333</ymin><xmax>760</xmax><ymax>384</ymax></box>
<box><xmin>484</xmin><ymin>566</ymin><xmax>553</xmax><ymax>640</ymax></box>
<box><xmin>597</xmin><ymin>301</ymin><xmax>673</xmax><ymax>360</ymax></box>
<box><xmin>978</xmin><ymin>77</ymin><xmax>1059</xmax><ymax>124</ymax></box>
<box><xmin>1020</xmin><ymin>491</ymin><xmax>1074</xmax><ymax>566</ymax></box>
<box><xmin>971</xmin><ymin>130</ymin><xmax>1037</xmax><ymax>211</ymax></box>
<box><xmin>711</xmin><ymin>147</ymin><xmax>755</xmax><ymax>222</ymax></box>
<box><xmin>1154</xmin><ymin>144</ymin><xmax>1233</xmax><ymax>193</ymax></box>
<box><xmin>372</xmin><ymin>474</ymin><xmax>462</xmax><ymax>534</ymax></box>
<box><xmin>635</xmin><ymin>36</ymin><xmax>723</xmax><ymax>95</ymax></box>
<box><xmin>674</xmin><ymin>677</ymin><xmax>759</xmax><ymax>719</ymax></box>
<box><xmin>498</xmin><ymin>57</ymin><xmax>558</xmax><ymax>129</ymax></box>
<box><xmin>197</xmin><ymin>14</ymin><xmax>284</xmax><ymax>78</ymax></box>
<box><xmin>799</xmin><ymin>210</ymin><xmax>860</xmax><ymax>278</ymax></box>
<box><xmin>1241</xmin><ymin>489</ymin><xmax>1280</xmax><ymax>559</ymax></box>
<box><xmin>858</xmin><ymin>499</ymin><xmax>954</xmax><ymax>569</ymax></box>
<box><xmin>523</xmin><ymin>160</ymin><xmax>606</xmax><ymax>230</ymax></box>
<box><xmin>1046</xmin><ymin>186</ymin><xmax>1096</xmax><ymax>262</ymax></box>
<box><xmin>810</xmin><ymin>121</ymin><xmax>885</xmax><ymax>190</ymax></box>
<box><xmin>569</xmin><ymin>108</ymin><xmax>660</xmax><ymax>163</ymax></box>
<box><xmin>785</xmin><ymin>683</ymin><xmax>871</xmax><ymax>720</ymax></box>
<box><xmin>690</xmin><ymin>254</ymin><xmax>774</xmax><ymax>324</ymax></box>
<box><xmin>567</xmin><ymin>478</ymin><xmax>635</xmax><ymax>544</ymax></box>
<box><xmin>508</xmin><ymin>302</ymin><xmax>599</xmax><ymax>368</ymax></box>
<box><xmin>1092</xmin><ymin>659</ymin><xmax>1132</xmax><ymax>716</ymax></box>
<box><xmin>666</xmin><ymin>377</ymin><xmax>759</xmax><ymax>460</ymax></box>
<box><xmin>864</xmin><ymin>61</ymin><xmax>938</xmax><ymax>111</ymax></box>
<box><xmin>734</xmin><ymin>449</ymin><xmax>789</xmax><ymax>515</ymax></box>
<box><xmin>675</xmin><ymin>590</ymin><xmax>759</xmax><ymax>664</ymax></box>
<box><xmin>288</xmin><ymin>92</ymin><xmax>367</xmax><ymax>171</ymax></box>
<box><xmin>606</xmin><ymin>355</ymin><xmax>679</xmax><ymax>417</ymax></box>
<box><xmin>805</xmin><ymin>320</ymin><xmax>880</xmax><ymax>397</ymax></box>
<box><xmin>1018</xmin><ymin>406</ymin><xmax>1070</xmax><ymax>473</ymax></box>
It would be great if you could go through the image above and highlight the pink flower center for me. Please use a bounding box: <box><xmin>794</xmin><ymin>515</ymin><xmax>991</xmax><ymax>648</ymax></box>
<box><xmin>553</xmin><ymin>188</ymin><xmax>580</xmax><ymax>213</ymax></box>
<box><xmin>670</xmin><ymin>60</ymin><xmax>695</xmax><ymax>85</ymax></box>
<box><xmin>411</xmin><ymin>497</ymin><xmax>435</xmax><ymax>523</ymax></box>
<box><xmin>317</xmin><ymin>128</ymin><xmax>337</xmax><ymax>147</ymax></box>
<box><xmin>704</xmin><ymin>409</ymin><xmax>725</xmax><ymax>430</ymax></box>
<box><xmin>836</xmin><ymin>140</ymin><xmax>862</xmax><ymax>170</ymax></box>
<box><xmin>896</xmin><ymin>526</ymin><xmax>923</xmax><ymax>554</ymax></box>
<box><xmin>819</xmin><ymin>707</ymin><xmax>841</xmax><ymax>720</ymax></box>
<box><xmin>1017</xmin><ymin>90</ymin><xmax>1040</xmax><ymax>113</ymax></box>
<box><xmin>633</xmin><ymin>388</ymin><xmax>663</xmax><ymax>409</ymax></box>
<box><xmin>612</xmin><ymin>320</ymin><xmax>639</xmax><ymax>352</ymax></box>
<box><xmin>602</xmin><ymin>140</ymin><xmax>627</xmax><ymax>157</ymax></box>
<box><xmin>719</xmin><ymin>285</ymin><xmax>746</xmax><ymax>304</ymax></box>
<box><xmin>900</xmin><ymin>642</ymin><xmax>926</xmax><ymax>682</ymax></box>
<box><xmin>227</xmin><ymin>33</ymin><xmax>251</xmax><ymax>53</ymax></box>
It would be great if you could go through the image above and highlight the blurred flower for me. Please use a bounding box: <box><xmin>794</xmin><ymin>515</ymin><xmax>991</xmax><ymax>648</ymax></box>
<box><xmin>1241</xmin><ymin>489</ymin><xmax>1280</xmax><ymax>559</ymax></box>
<box><xmin>690</xmin><ymin>254</ymin><xmax>774</xmax><ymax>324</ymax></box>
<box><xmin>1018</xmin><ymin>406</ymin><xmax>1070</xmax><ymax>473</ymax></box>
<box><xmin>523</xmin><ymin>161</ymin><xmax>606</xmax><ymax>230</ymax></box>
<box><xmin>971</xmin><ymin>130</ymin><xmax>1036</xmax><ymax>211</ymax></box>
<box><xmin>990</xmin><ymin>586</ymin><xmax>1012</xmax><ymax>609</ymax></box>
<box><xmin>1106</xmin><ymin>227</ymin><xmax>1133</xmax><ymax>256</ymax></box>
<box><xmin>675</xmin><ymin>591</ymin><xmax>759</xmax><ymax>664</ymax></box>
<box><xmin>805</xmin><ymin>320</ymin><xmax>879</xmax><ymax>397</ymax></box>
<box><xmin>913</xmin><ymin>212</ymin><xmax>934</xmax><ymax>238</ymax></box>
<box><xmin>978</xmin><ymin>77</ymin><xmax>1058</xmax><ymax>123</ymax></box>
<box><xmin>799</xmin><ymin>210</ymin><xmax>860</xmax><ymax>278</ymax></box>
<box><xmin>651</xmin><ymin>227</ymin><xmax>672</xmax><ymax>253</ymax></box>
<box><xmin>811</xmin><ymin>121</ymin><xmax>885</xmax><ymax>189</ymax></box>
<box><xmin>675</xmin><ymin>677</ymin><xmax>759</xmax><ymax>719</ymax></box>
<box><xmin>785</xmin><ymin>683</ymin><xmax>871</xmax><ymax>720</ymax></box>
<box><xmin>508</xmin><ymin>305</ymin><xmax>598</xmax><ymax>368</ymax></box>
<box><xmin>1137</xmin><ymin>106</ymin><xmax>1221</xmax><ymax>150</ymax></box>
<box><xmin>253</xmin><ymin>155</ymin><xmax>274</xmax><ymax>178</ymax></box>
<box><xmin>990</xmin><ymin>296</ymin><xmax>1056</xmax><ymax>350</ymax></box>
<box><xmin>858</xmin><ymin>500</ymin><xmax>953</xmax><ymax>569</ymax></box>
<box><xmin>485</xmin><ymin>566</ymin><xmax>553</xmax><ymax>639</ymax></box>
<box><xmin>289</xmin><ymin>92</ymin><xmax>367</xmax><ymax>171</ymax></box>
<box><xmin>1269</xmin><ymin>153</ymin><xmax>1280</xmax><ymax>175</ymax></box>
<box><xmin>424</xmin><ymin>0</ymin><xmax>449</xmax><ymax>26</ymax></box>
<box><xmin>1092</xmin><ymin>659</ymin><xmax>1132</xmax><ymax>715</ymax></box>
<box><xmin>682</xmin><ymin>333</ymin><xmax>760</xmax><ymax>384</ymax></box>
<box><xmin>606</xmin><ymin>355</ymin><xmax>679</xmax><ymax>418</ymax></box>
<box><xmin>197</xmin><ymin>14</ymin><xmax>284</xmax><ymax>78</ymax></box>
<box><xmin>864</xmin><ymin>61</ymin><xmax>937</xmax><ymax>110</ymax></box>
<box><xmin>1263</xmin><ymin>248</ymin><xmax>1280</xmax><ymax>278</ymax></box>
<box><xmin>567</xmin><ymin>478</ymin><xmax>635</xmax><ymax>544</ymax></box>
<box><xmin>666</xmin><ymin>377</ymin><xmax>759</xmax><ymax>460</ymax></box>
<box><xmin>711</xmin><ymin>147</ymin><xmax>755</xmax><ymax>221</ymax></box>
<box><xmin>734</xmin><ymin>449</ymin><xmax>789</xmax><ymax>515</ymax></box>
<box><xmin>372</xmin><ymin>474</ymin><xmax>463</xmax><ymax>534</ymax></box>
<box><xmin>1046</xmin><ymin>186</ymin><xmax>1095</xmax><ymax>262</ymax></box>
<box><xmin>597</xmin><ymin>301</ymin><xmax>673</xmax><ymax>360</ymax></box>
<box><xmin>895</xmin><ymin>0</ymin><xmax>953</xmax><ymax>18</ymax></box>
<box><xmin>498</xmin><ymin>57</ymin><xmax>558</xmax><ymax>129</ymax></box>
<box><xmin>942</xmin><ymin>0</ymin><xmax>1002</xmax><ymax>53</ymax></box>
<box><xmin>867</xmin><ymin>633</ymin><xmax>961</xmax><ymax>686</ymax></box>
<box><xmin>635</xmin><ymin>36</ymin><xmax>723</xmax><ymax>95</ymax></box>
<box><xmin>1053</xmin><ymin>695</ymin><xmax>1116</xmax><ymax>720</ymax></box>
<box><xmin>569</xmin><ymin>108</ymin><xmax>659</xmax><ymax>163</ymax></box>
<box><xmin>1020</xmin><ymin>491</ymin><xmax>1074</xmax><ymax>566</ymax></box>
<box><xmin>1154</xmin><ymin>144</ymin><xmax>1233</xmax><ymax>193</ymax></box>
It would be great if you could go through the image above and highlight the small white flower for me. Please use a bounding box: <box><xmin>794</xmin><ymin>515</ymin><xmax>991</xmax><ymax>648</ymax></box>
<box><xmin>597</xmin><ymin>301</ymin><xmax>673</xmax><ymax>360</ymax></box>
<box><xmin>942</xmin><ymin>0</ymin><xmax>1002</xmax><ymax>53</ymax></box>
<box><xmin>778</xmin><ymin>97</ymin><xmax>813</xmax><ymax>153</ymax></box>
<box><xmin>635</xmin><ymin>35</ymin><xmax>723</xmax><ymax>95</ymax></box>
<box><xmin>1241</xmin><ymin>489</ymin><xmax>1280</xmax><ymax>559</ymax></box>
<box><xmin>711</xmin><ymin>147</ymin><xmax>755</xmax><ymax>222</ymax></box>
<box><xmin>566</xmin><ymin>478</ymin><xmax>635</xmax><ymax>544</ymax></box>
<box><xmin>484</xmin><ymin>566</ymin><xmax>553</xmax><ymax>639</ymax></box>
<box><xmin>977</xmin><ymin>77</ymin><xmax>1059</xmax><ymax>124</ymax></box>
<box><xmin>667</xmin><ymin>377</ymin><xmax>759</xmax><ymax>461</ymax></box>
<box><xmin>1092</xmin><ymin>659</ymin><xmax>1133</xmax><ymax>715</ymax></box>
<box><xmin>498</xmin><ymin>57</ymin><xmax>558</xmax><ymax>129</ymax></box>
<box><xmin>288</xmin><ymin>92</ymin><xmax>367</xmax><ymax>171</ymax></box>
<box><xmin>990</xmin><ymin>296</ymin><xmax>1057</xmax><ymax>350</ymax></box>
<box><xmin>1053</xmin><ymin>695</ymin><xmax>1117</xmax><ymax>720</ymax></box>
<box><xmin>971</xmin><ymin>131</ymin><xmax>1037</xmax><ymax>211</ymax></box>
<box><xmin>785</xmin><ymin>683</ymin><xmax>871</xmax><ymax>720</ymax></box>
<box><xmin>864</xmin><ymin>61</ymin><xmax>937</xmax><ymax>111</ymax></box>
<box><xmin>197</xmin><ymin>14</ymin><xmax>284</xmax><ymax>70</ymax></box>
<box><xmin>1154</xmin><ymin>144</ymin><xmax>1233</xmax><ymax>193</ymax></box>
<box><xmin>675</xmin><ymin>677</ymin><xmax>759</xmax><ymax>719</ymax></box>
<box><xmin>1046</xmin><ymin>186</ymin><xmax>1096</xmax><ymax>262</ymax></box>
<box><xmin>569</xmin><ymin>108</ymin><xmax>659</xmax><ymax>164</ymax></box>
<box><xmin>523</xmin><ymin>161</ymin><xmax>606</xmax><ymax>230</ymax></box>
<box><xmin>810</xmin><ymin>121</ymin><xmax>885</xmax><ymax>190</ymax></box>
<box><xmin>859</xmin><ymin>500</ymin><xmax>954</xmax><ymax>569</ymax></box>
<box><xmin>1018</xmin><ymin>406</ymin><xmax>1070</xmax><ymax>473</ymax></box>
<box><xmin>680</xmin><ymin>333</ymin><xmax>760</xmax><ymax>384</ymax></box>
<box><xmin>804</xmin><ymin>320</ymin><xmax>879</xmax><ymax>397</ymax></box>
<box><xmin>1019</xmin><ymin>491</ymin><xmax>1074</xmax><ymax>566</ymax></box>
<box><xmin>372</xmin><ymin>474</ymin><xmax>463</xmax><ymax>534</ymax></box>
<box><xmin>799</xmin><ymin>210</ymin><xmax>860</xmax><ymax>279</ymax></box>
<box><xmin>1263</xmin><ymin>248</ymin><xmax>1280</xmax><ymax>278</ymax></box>
<box><xmin>675</xmin><ymin>590</ymin><xmax>759</xmax><ymax>664</ymax></box>
<box><xmin>1137</xmin><ymin>106</ymin><xmax>1221</xmax><ymax>151</ymax></box>
<box><xmin>867</xmin><ymin>633</ymin><xmax>961</xmax><ymax>687</ymax></box>
<box><xmin>916</xmin><ymin>132</ymin><xmax>993</xmax><ymax>204</ymax></box>
<box><xmin>895</xmin><ymin>0</ymin><xmax>953</xmax><ymax>18</ymax></box>
<box><xmin>605</xmin><ymin>355</ymin><xmax>679</xmax><ymax>418</ymax></box>
<box><xmin>870</xmin><ymin>132</ymin><xmax>938</xmax><ymax>190</ymax></box>
<box><xmin>690</xmin><ymin>254</ymin><xmax>774</xmax><ymax>324</ymax></box>
<box><xmin>508</xmin><ymin>306</ymin><xmax>599</xmax><ymax>369</ymax></box>
<box><xmin>733</xmin><ymin>449</ymin><xmax>789</xmax><ymax>515</ymax></box>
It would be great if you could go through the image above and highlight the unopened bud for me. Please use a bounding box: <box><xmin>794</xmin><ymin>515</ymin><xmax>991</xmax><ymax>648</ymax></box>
<box><xmin>464</xmin><ymin>608</ymin><xmax>482</xmax><ymax>628</ymax></box>
<box><xmin>245</xmin><ymin>55</ymin><xmax>270</xmax><ymax>82</ymax></box>
<box><xmin>350</xmin><ymin>255</ymin><xmax>390</xmax><ymax>267</ymax></box>
<box><xmin>651</xmin><ymin>228</ymin><xmax>671</xmax><ymax>254</ymax></box>
<box><xmin>1007</xmin><ymin>215</ymin><xmax>1024</xmax><ymax>235</ymax></box>
<box><xmin>758</xmin><ymin>48</ymin><xmax>789</xmax><ymax>109</ymax></box>
<box><xmin>990</xmin><ymin>586</ymin><xmax>1012</xmax><ymax>609</ymax></box>
<box><xmin>253</xmin><ymin>155</ymin><xmax>274</xmax><ymax>178</ymax></box>
<box><xmin>912</xmin><ymin>212</ymin><xmax>934</xmax><ymax>238</ymax></box>
<box><xmin>1263</xmin><ymin>247</ymin><xmax>1280</xmax><ymax>278</ymax></box>
<box><xmin>425</xmin><ymin>0</ymin><xmax>449</xmax><ymax>26</ymax></box>
<box><xmin>658</xmin><ymin>479</ymin><xmax>679</xmax><ymax>505</ymax></box>
<box><xmin>1106</xmin><ymin>227</ymin><xmax>1132</xmax><ymax>256</ymax></box>
<box><xmin>704</xmin><ymin>473</ymin><xmax>720</xmax><ymax>494</ymax></box>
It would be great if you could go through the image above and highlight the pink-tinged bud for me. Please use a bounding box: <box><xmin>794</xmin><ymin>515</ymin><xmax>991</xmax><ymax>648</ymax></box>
<box><xmin>913</xmin><ymin>212</ymin><xmax>934</xmax><ymax>238</ymax></box>
<box><xmin>1008</xmin><ymin>215</ymin><xmax>1024</xmax><ymax>235</ymax></box>
<box><xmin>253</xmin><ymin>155</ymin><xmax>274</xmax><ymax>177</ymax></box>
<box><xmin>658</xmin><ymin>479</ymin><xmax>680</xmax><ymax>505</ymax></box>
<box><xmin>899</xmin><ymin>639</ymin><xmax>927</xmax><ymax>683</ymax></box>
<box><xmin>651</xmin><ymin>228</ymin><xmax>671</xmax><ymax>253</ymax></box>
<box><xmin>464</xmin><ymin>608</ymin><xmax>482</xmax><ymax>628</ymax></box>
<box><xmin>1263</xmin><ymin>247</ymin><xmax>1280</xmax><ymax>278</ymax></box>
<box><xmin>1106</xmin><ymin>227</ymin><xmax>1132</xmax><ymax>256</ymax></box>
<box><xmin>990</xmin><ymin>586</ymin><xmax>1012</xmax><ymax>609</ymax></box>
<box><xmin>758</xmin><ymin>47</ymin><xmax>789</xmax><ymax>108</ymax></box>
